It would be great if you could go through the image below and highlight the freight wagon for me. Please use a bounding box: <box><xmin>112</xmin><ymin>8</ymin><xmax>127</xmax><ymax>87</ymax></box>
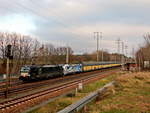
<box><xmin>19</xmin><ymin>63</ymin><xmax>121</xmax><ymax>81</ymax></box>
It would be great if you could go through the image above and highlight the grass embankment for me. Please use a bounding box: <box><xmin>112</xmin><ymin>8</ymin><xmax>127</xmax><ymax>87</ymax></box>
<box><xmin>28</xmin><ymin>72</ymin><xmax>123</xmax><ymax>113</ymax></box>
<box><xmin>83</xmin><ymin>72</ymin><xmax>150</xmax><ymax>113</ymax></box>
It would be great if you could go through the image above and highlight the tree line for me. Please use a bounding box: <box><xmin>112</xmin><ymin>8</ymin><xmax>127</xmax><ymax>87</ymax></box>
<box><xmin>0</xmin><ymin>32</ymin><xmax>129</xmax><ymax>74</ymax></box>
<box><xmin>0</xmin><ymin>32</ymin><xmax>73</xmax><ymax>74</ymax></box>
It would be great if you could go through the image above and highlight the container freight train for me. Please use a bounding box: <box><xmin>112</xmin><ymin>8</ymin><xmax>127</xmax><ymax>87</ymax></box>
<box><xmin>19</xmin><ymin>63</ymin><xmax>121</xmax><ymax>81</ymax></box>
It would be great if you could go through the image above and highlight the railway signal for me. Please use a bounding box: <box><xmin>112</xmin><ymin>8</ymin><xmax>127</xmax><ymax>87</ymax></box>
<box><xmin>5</xmin><ymin>44</ymin><xmax>13</xmax><ymax>98</ymax></box>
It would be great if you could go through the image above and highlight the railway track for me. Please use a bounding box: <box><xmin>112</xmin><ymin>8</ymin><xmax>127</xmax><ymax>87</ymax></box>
<box><xmin>0</xmin><ymin>81</ymin><xmax>22</xmax><ymax>89</ymax></box>
<box><xmin>0</xmin><ymin>68</ymin><xmax>119</xmax><ymax>113</ymax></box>
<box><xmin>0</xmin><ymin>77</ymin><xmax>20</xmax><ymax>88</ymax></box>
<box><xmin>0</xmin><ymin>67</ymin><xmax>119</xmax><ymax>98</ymax></box>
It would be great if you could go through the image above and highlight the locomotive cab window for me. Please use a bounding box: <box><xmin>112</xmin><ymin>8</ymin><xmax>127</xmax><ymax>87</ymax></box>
<box><xmin>21</xmin><ymin>67</ymin><xmax>30</xmax><ymax>73</ymax></box>
<box><xmin>38</xmin><ymin>68</ymin><xmax>42</xmax><ymax>74</ymax></box>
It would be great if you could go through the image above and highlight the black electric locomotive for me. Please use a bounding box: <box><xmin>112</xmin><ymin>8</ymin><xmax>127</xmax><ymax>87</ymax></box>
<box><xmin>19</xmin><ymin>65</ymin><xmax>63</xmax><ymax>81</ymax></box>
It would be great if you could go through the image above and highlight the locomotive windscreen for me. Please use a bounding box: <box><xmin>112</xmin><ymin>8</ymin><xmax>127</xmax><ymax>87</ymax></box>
<box><xmin>21</xmin><ymin>67</ymin><xmax>30</xmax><ymax>73</ymax></box>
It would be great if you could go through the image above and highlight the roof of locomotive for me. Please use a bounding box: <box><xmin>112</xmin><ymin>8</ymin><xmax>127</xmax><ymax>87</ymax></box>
<box><xmin>21</xmin><ymin>65</ymin><xmax>61</xmax><ymax>68</ymax></box>
<box><xmin>21</xmin><ymin>65</ymin><xmax>40</xmax><ymax>68</ymax></box>
<box><xmin>42</xmin><ymin>65</ymin><xmax>60</xmax><ymax>67</ymax></box>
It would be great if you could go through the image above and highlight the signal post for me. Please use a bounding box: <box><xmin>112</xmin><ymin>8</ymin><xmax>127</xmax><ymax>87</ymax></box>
<box><xmin>5</xmin><ymin>44</ymin><xmax>13</xmax><ymax>98</ymax></box>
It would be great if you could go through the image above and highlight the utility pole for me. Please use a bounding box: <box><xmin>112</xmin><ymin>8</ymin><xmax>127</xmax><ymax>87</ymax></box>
<box><xmin>132</xmin><ymin>47</ymin><xmax>135</xmax><ymax>63</ymax></box>
<box><xmin>121</xmin><ymin>42</ymin><xmax>124</xmax><ymax>62</ymax></box>
<box><xmin>100</xmin><ymin>32</ymin><xmax>103</xmax><ymax>62</ymax></box>
<box><xmin>5</xmin><ymin>56</ymin><xmax>9</xmax><ymax>98</ymax></box>
<box><xmin>138</xmin><ymin>49</ymin><xmax>143</xmax><ymax>72</ymax></box>
<box><xmin>94</xmin><ymin>32</ymin><xmax>103</xmax><ymax>62</ymax></box>
<box><xmin>121</xmin><ymin>42</ymin><xmax>125</xmax><ymax>70</ymax></box>
<box><xmin>116</xmin><ymin>38</ymin><xmax>121</xmax><ymax>62</ymax></box>
<box><xmin>101</xmin><ymin>48</ymin><xmax>104</xmax><ymax>62</ymax></box>
<box><xmin>94</xmin><ymin>32</ymin><xmax>99</xmax><ymax>62</ymax></box>
<box><xmin>66</xmin><ymin>46</ymin><xmax>69</xmax><ymax>64</ymax></box>
<box><xmin>125</xmin><ymin>45</ymin><xmax>128</xmax><ymax>63</ymax></box>
<box><xmin>132</xmin><ymin>47</ymin><xmax>138</xmax><ymax>71</ymax></box>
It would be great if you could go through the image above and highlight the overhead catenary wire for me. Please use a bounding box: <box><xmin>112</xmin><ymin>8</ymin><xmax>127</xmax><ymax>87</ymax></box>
<box><xmin>1</xmin><ymin>0</ymin><xmax>93</xmax><ymax>55</ymax></box>
<box><xmin>7</xmin><ymin>0</ymin><xmax>88</xmax><ymax>42</ymax></box>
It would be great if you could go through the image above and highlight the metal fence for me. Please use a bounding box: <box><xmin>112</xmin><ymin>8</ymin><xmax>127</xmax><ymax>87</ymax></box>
<box><xmin>57</xmin><ymin>81</ymin><xmax>115</xmax><ymax>113</ymax></box>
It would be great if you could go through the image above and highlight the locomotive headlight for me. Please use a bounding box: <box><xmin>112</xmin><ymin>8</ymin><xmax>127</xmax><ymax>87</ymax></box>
<box><xmin>21</xmin><ymin>73</ymin><xmax>30</xmax><ymax>77</ymax></box>
<box><xmin>28</xmin><ymin>74</ymin><xmax>30</xmax><ymax>77</ymax></box>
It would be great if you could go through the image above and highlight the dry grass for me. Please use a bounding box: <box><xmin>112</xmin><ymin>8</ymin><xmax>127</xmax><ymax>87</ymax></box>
<box><xmin>28</xmin><ymin>72</ymin><xmax>150</xmax><ymax>113</ymax></box>
<box><xmin>28</xmin><ymin>72</ymin><xmax>122</xmax><ymax>113</ymax></box>
<box><xmin>84</xmin><ymin>72</ymin><xmax>150</xmax><ymax>113</ymax></box>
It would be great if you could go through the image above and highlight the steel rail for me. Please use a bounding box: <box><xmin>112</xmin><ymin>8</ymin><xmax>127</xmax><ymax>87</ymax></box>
<box><xmin>57</xmin><ymin>81</ymin><xmax>115</xmax><ymax>113</ymax></box>
<box><xmin>0</xmin><ymin>69</ymin><xmax>119</xmax><ymax>113</ymax></box>
<box><xmin>0</xmin><ymin>67</ymin><xmax>119</xmax><ymax>98</ymax></box>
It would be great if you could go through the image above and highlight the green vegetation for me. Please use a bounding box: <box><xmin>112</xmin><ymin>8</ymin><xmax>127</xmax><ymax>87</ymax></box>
<box><xmin>24</xmin><ymin>72</ymin><xmax>150</xmax><ymax>113</ymax></box>
<box><xmin>28</xmin><ymin>72</ymin><xmax>121</xmax><ymax>113</ymax></box>
<box><xmin>82</xmin><ymin>72</ymin><xmax>150</xmax><ymax>113</ymax></box>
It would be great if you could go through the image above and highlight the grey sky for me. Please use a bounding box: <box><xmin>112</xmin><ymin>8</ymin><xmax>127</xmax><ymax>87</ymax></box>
<box><xmin>0</xmin><ymin>0</ymin><xmax>150</xmax><ymax>55</ymax></box>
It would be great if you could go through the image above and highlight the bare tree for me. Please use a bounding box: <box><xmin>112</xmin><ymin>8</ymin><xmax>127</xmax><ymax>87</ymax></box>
<box><xmin>0</xmin><ymin>32</ymin><xmax>38</xmax><ymax>74</ymax></box>
<box><xmin>136</xmin><ymin>33</ymin><xmax>150</xmax><ymax>69</ymax></box>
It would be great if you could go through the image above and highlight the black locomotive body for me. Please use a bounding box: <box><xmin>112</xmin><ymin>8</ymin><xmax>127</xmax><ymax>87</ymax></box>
<box><xmin>19</xmin><ymin>65</ymin><xmax>63</xmax><ymax>81</ymax></box>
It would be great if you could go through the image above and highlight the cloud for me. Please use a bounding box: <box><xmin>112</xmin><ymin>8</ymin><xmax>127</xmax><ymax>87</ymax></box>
<box><xmin>0</xmin><ymin>14</ymin><xmax>36</xmax><ymax>34</ymax></box>
<box><xmin>0</xmin><ymin>0</ymin><xmax>150</xmax><ymax>56</ymax></box>
<box><xmin>35</xmin><ymin>22</ymin><xmax>148</xmax><ymax>54</ymax></box>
